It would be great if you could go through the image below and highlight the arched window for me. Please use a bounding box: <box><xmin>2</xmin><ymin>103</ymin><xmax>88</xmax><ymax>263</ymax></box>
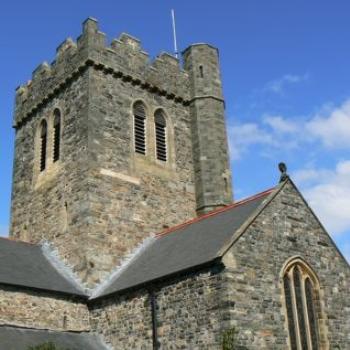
<box><xmin>283</xmin><ymin>260</ymin><xmax>320</xmax><ymax>350</ymax></box>
<box><xmin>39</xmin><ymin>120</ymin><xmax>48</xmax><ymax>172</ymax></box>
<box><xmin>133</xmin><ymin>101</ymin><xmax>146</xmax><ymax>155</ymax></box>
<box><xmin>154</xmin><ymin>109</ymin><xmax>167</xmax><ymax>162</ymax></box>
<box><xmin>53</xmin><ymin>109</ymin><xmax>61</xmax><ymax>162</ymax></box>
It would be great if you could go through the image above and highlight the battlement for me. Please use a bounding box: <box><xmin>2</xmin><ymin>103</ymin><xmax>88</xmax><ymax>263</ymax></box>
<box><xmin>10</xmin><ymin>17</ymin><xmax>231</xmax><ymax>286</ymax></box>
<box><xmin>14</xmin><ymin>18</ymin><xmax>190</xmax><ymax>128</ymax></box>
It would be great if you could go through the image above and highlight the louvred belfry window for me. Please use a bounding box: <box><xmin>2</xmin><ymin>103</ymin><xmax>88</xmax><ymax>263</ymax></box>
<box><xmin>283</xmin><ymin>261</ymin><xmax>320</xmax><ymax>350</ymax></box>
<box><xmin>154</xmin><ymin>110</ymin><xmax>167</xmax><ymax>162</ymax></box>
<box><xmin>40</xmin><ymin>120</ymin><xmax>48</xmax><ymax>172</ymax></box>
<box><xmin>53</xmin><ymin>109</ymin><xmax>61</xmax><ymax>162</ymax></box>
<box><xmin>133</xmin><ymin>102</ymin><xmax>146</xmax><ymax>155</ymax></box>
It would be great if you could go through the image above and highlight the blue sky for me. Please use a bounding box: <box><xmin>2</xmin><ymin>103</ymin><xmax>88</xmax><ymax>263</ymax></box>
<box><xmin>1</xmin><ymin>1</ymin><xmax>349</xmax><ymax>262</ymax></box>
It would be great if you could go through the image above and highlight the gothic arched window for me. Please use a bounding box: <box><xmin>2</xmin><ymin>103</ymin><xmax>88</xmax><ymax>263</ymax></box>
<box><xmin>154</xmin><ymin>109</ymin><xmax>167</xmax><ymax>162</ymax></box>
<box><xmin>53</xmin><ymin>109</ymin><xmax>61</xmax><ymax>162</ymax></box>
<box><xmin>39</xmin><ymin>120</ymin><xmax>48</xmax><ymax>172</ymax></box>
<box><xmin>133</xmin><ymin>101</ymin><xmax>146</xmax><ymax>155</ymax></box>
<box><xmin>283</xmin><ymin>259</ymin><xmax>320</xmax><ymax>350</ymax></box>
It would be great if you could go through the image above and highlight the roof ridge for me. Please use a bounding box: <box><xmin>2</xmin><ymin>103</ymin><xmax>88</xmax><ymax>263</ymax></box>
<box><xmin>156</xmin><ymin>187</ymin><xmax>276</xmax><ymax>238</ymax></box>
<box><xmin>41</xmin><ymin>241</ymin><xmax>88</xmax><ymax>296</ymax></box>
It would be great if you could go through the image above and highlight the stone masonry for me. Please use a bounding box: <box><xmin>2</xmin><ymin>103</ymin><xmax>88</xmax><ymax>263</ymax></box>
<box><xmin>221</xmin><ymin>180</ymin><xmax>350</xmax><ymax>349</ymax></box>
<box><xmin>89</xmin><ymin>267</ymin><xmax>227</xmax><ymax>349</ymax></box>
<box><xmin>2</xmin><ymin>179</ymin><xmax>349</xmax><ymax>349</ymax></box>
<box><xmin>89</xmin><ymin>180</ymin><xmax>349</xmax><ymax>349</ymax></box>
<box><xmin>183</xmin><ymin>44</ymin><xmax>233</xmax><ymax>214</ymax></box>
<box><xmin>4</xmin><ymin>18</ymin><xmax>349</xmax><ymax>349</ymax></box>
<box><xmin>10</xmin><ymin>18</ymin><xmax>232</xmax><ymax>286</ymax></box>
<box><xmin>0</xmin><ymin>286</ymin><xmax>89</xmax><ymax>332</ymax></box>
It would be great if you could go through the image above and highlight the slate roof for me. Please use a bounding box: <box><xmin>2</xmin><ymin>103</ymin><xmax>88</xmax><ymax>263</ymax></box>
<box><xmin>95</xmin><ymin>188</ymin><xmax>275</xmax><ymax>298</ymax></box>
<box><xmin>0</xmin><ymin>327</ymin><xmax>109</xmax><ymax>350</ymax></box>
<box><xmin>0</xmin><ymin>238</ymin><xmax>86</xmax><ymax>297</ymax></box>
<box><xmin>0</xmin><ymin>187</ymin><xmax>276</xmax><ymax>299</ymax></box>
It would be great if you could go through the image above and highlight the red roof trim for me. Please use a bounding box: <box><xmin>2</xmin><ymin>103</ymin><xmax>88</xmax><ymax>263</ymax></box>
<box><xmin>156</xmin><ymin>187</ymin><xmax>276</xmax><ymax>238</ymax></box>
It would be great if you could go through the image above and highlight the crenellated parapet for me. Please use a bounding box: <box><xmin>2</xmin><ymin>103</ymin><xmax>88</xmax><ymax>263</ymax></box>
<box><xmin>14</xmin><ymin>18</ymin><xmax>190</xmax><ymax>128</ymax></box>
<box><xmin>146</xmin><ymin>52</ymin><xmax>189</xmax><ymax>102</ymax></box>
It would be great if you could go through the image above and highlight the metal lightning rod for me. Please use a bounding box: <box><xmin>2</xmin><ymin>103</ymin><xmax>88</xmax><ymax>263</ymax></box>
<box><xmin>171</xmin><ymin>9</ymin><xmax>178</xmax><ymax>58</ymax></box>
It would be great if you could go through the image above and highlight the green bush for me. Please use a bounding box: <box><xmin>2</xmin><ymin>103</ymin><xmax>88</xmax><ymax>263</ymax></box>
<box><xmin>222</xmin><ymin>327</ymin><xmax>237</xmax><ymax>350</ymax></box>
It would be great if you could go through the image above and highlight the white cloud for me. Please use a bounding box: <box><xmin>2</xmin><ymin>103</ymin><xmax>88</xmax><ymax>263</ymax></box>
<box><xmin>292</xmin><ymin>168</ymin><xmax>320</xmax><ymax>184</ymax></box>
<box><xmin>292</xmin><ymin>168</ymin><xmax>333</xmax><ymax>185</ymax></box>
<box><xmin>295</xmin><ymin>161</ymin><xmax>350</xmax><ymax>236</ymax></box>
<box><xmin>228</xmin><ymin>116</ymin><xmax>300</xmax><ymax>160</ymax></box>
<box><xmin>264</xmin><ymin>74</ymin><xmax>309</xmax><ymax>94</ymax></box>
<box><xmin>306</xmin><ymin>99</ymin><xmax>350</xmax><ymax>148</ymax></box>
<box><xmin>228</xmin><ymin>98</ymin><xmax>350</xmax><ymax>161</ymax></box>
<box><xmin>263</xmin><ymin>115</ymin><xmax>298</xmax><ymax>134</ymax></box>
<box><xmin>228</xmin><ymin>122</ymin><xmax>275</xmax><ymax>160</ymax></box>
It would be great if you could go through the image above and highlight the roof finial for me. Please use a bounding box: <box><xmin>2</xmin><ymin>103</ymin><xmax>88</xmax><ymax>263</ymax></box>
<box><xmin>278</xmin><ymin>162</ymin><xmax>288</xmax><ymax>182</ymax></box>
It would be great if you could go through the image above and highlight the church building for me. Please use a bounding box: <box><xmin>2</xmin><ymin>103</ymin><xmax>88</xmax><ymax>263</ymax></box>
<box><xmin>1</xmin><ymin>18</ymin><xmax>349</xmax><ymax>349</ymax></box>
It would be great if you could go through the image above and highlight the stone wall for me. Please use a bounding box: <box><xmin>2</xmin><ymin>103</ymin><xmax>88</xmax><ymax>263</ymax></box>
<box><xmin>11</xmin><ymin>18</ymin><xmax>197</xmax><ymax>286</ymax></box>
<box><xmin>90</xmin><ymin>180</ymin><xmax>349</xmax><ymax>349</ymax></box>
<box><xmin>10</xmin><ymin>18</ymin><xmax>233</xmax><ymax>287</ymax></box>
<box><xmin>90</xmin><ymin>267</ymin><xmax>228</xmax><ymax>349</ymax></box>
<box><xmin>0</xmin><ymin>286</ymin><xmax>89</xmax><ymax>332</ymax></box>
<box><xmin>10</xmin><ymin>70</ymin><xmax>93</xmax><ymax>285</ymax></box>
<box><xmin>85</xmin><ymin>67</ymin><xmax>197</xmax><ymax>278</ymax></box>
<box><xmin>7</xmin><ymin>179</ymin><xmax>350</xmax><ymax>349</ymax></box>
<box><xmin>90</xmin><ymin>289</ymin><xmax>153</xmax><ymax>349</ymax></box>
<box><xmin>154</xmin><ymin>268</ymin><xmax>228</xmax><ymax>348</ymax></box>
<box><xmin>183</xmin><ymin>44</ymin><xmax>233</xmax><ymax>214</ymax></box>
<box><xmin>10</xmin><ymin>18</ymin><xmax>197</xmax><ymax>287</ymax></box>
<box><xmin>221</xmin><ymin>180</ymin><xmax>350</xmax><ymax>349</ymax></box>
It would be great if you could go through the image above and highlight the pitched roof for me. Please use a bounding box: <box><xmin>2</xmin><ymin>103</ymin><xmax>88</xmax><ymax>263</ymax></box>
<box><xmin>0</xmin><ymin>327</ymin><xmax>109</xmax><ymax>350</ymax></box>
<box><xmin>0</xmin><ymin>187</ymin><xmax>277</xmax><ymax>299</ymax></box>
<box><xmin>0</xmin><ymin>238</ymin><xmax>86</xmax><ymax>297</ymax></box>
<box><xmin>95</xmin><ymin>188</ymin><xmax>275</xmax><ymax>298</ymax></box>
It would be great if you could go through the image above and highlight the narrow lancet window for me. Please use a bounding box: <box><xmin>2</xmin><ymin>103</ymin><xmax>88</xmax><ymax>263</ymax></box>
<box><xmin>53</xmin><ymin>109</ymin><xmax>61</xmax><ymax>162</ymax></box>
<box><xmin>305</xmin><ymin>278</ymin><xmax>319</xmax><ymax>349</ymax></box>
<box><xmin>199</xmin><ymin>65</ymin><xmax>204</xmax><ymax>78</ymax></box>
<box><xmin>294</xmin><ymin>267</ymin><xmax>308</xmax><ymax>349</ymax></box>
<box><xmin>133</xmin><ymin>102</ymin><xmax>146</xmax><ymax>155</ymax></box>
<box><xmin>283</xmin><ymin>260</ymin><xmax>320</xmax><ymax>350</ymax></box>
<box><xmin>154</xmin><ymin>110</ymin><xmax>167</xmax><ymax>162</ymax></box>
<box><xmin>40</xmin><ymin>120</ymin><xmax>48</xmax><ymax>172</ymax></box>
<box><xmin>284</xmin><ymin>274</ymin><xmax>297</xmax><ymax>350</ymax></box>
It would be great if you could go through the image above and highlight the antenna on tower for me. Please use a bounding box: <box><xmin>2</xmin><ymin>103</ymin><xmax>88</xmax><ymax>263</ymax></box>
<box><xmin>171</xmin><ymin>9</ymin><xmax>178</xmax><ymax>58</ymax></box>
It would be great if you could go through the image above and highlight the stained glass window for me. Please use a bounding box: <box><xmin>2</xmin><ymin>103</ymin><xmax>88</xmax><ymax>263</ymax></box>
<box><xmin>283</xmin><ymin>260</ymin><xmax>320</xmax><ymax>350</ymax></box>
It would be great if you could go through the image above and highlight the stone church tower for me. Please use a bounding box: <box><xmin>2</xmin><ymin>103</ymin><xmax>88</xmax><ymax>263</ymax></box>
<box><xmin>10</xmin><ymin>18</ymin><xmax>232</xmax><ymax>286</ymax></box>
<box><xmin>2</xmin><ymin>18</ymin><xmax>349</xmax><ymax>349</ymax></box>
